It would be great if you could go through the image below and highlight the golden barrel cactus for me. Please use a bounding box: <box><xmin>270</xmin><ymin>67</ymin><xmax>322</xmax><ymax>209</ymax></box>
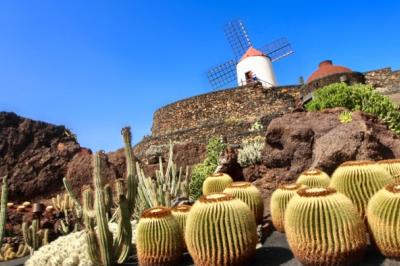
<box><xmin>270</xmin><ymin>183</ymin><xmax>304</xmax><ymax>232</ymax></box>
<box><xmin>136</xmin><ymin>207</ymin><xmax>183</xmax><ymax>266</ymax></box>
<box><xmin>285</xmin><ymin>187</ymin><xmax>367</xmax><ymax>265</ymax></box>
<box><xmin>296</xmin><ymin>168</ymin><xmax>330</xmax><ymax>188</ymax></box>
<box><xmin>202</xmin><ymin>172</ymin><xmax>233</xmax><ymax>195</ymax></box>
<box><xmin>330</xmin><ymin>160</ymin><xmax>393</xmax><ymax>219</ymax></box>
<box><xmin>223</xmin><ymin>182</ymin><xmax>264</xmax><ymax>224</ymax></box>
<box><xmin>367</xmin><ymin>182</ymin><xmax>400</xmax><ymax>258</ymax></box>
<box><xmin>378</xmin><ymin>159</ymin><xmax>400</xmax><ymax>181</ymax></box>
<box><xmin>185</xmin><ymin>193</ymin><xmax>257</xmax><ymax>266</ymax></box>
<box><xmin>171</xmin><ymin>204</ymin><xmax>191</xmax><ymax>248</ymax></box>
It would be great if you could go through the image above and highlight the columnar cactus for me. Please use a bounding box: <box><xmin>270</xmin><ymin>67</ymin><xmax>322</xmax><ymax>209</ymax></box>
<box><xmin>0</xmin><ymin>176</ymin><xmax>8</xmax><ymax>247</ymax></box>
<box><xmin>330</xmin><ymin>160</ymin><xmax>394</xmax><ymax>219</ymax></box>
<box><xmin>22</xmin><ymin>219</ymin><xmax>49</xmax><ymax>252</ymax></box>
<box><xmin>270</xmin><ymin>183</ymin><xmax>304</xmax><ymax>232</ymax></box>
<box><xmin>136</xmin><ymin>207</ymin><xmax>183</xmax><ymax>266</ymax></box>
<box><xmin>296</xmin><ymin>169</ymin><xmax>330</xmax><ymax>188</ymax></box>
<box><xmin>285</xmin><ymin>187</ymin><xmax>367</xmax><ymax>265</ymax></box>
<box><xmin>171</xmin><ymin>205</ymin><xmax>191</xmax><ymax>248</ymax></box>
<box><xmin>367</xmin><ymin>182</ymin><xmax>400</xmax><ymax>258</ymax></box>
<box><xmin>223</xmin><ymin>181</ymin><xmax>264</xmax><ymax>224</ymax></box>
<box><xmin>185</xmin><ymin>193</ymin><xmax>257</xmax><ymax>266</ymax></box>
<box><xmin>378</xmin><ymin>159</ymin><xmax>400</xmax><ymax>181</ymax></box>
<box><xmin>202</xmin><ymin>172</ymin><xmax>233</xmax><ymax>195</ymax></box>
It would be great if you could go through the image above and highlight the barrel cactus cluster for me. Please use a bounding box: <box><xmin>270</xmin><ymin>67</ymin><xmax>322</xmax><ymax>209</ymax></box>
<box><xmin>296</xmin><ymin>168</ymin><xmax>330</xmax><ymax>188</ymax></box>
<box><xmin>378</xmin><ymin>159</ymin><xmax>400</xmax><ymax>181</ymax></box>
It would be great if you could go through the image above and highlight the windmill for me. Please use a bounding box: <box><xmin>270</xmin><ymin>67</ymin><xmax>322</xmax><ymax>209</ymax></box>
<box><xmin>207</xmin><ymin>19</ymin><xmax>294</xmax><ymax>89</ymax></box>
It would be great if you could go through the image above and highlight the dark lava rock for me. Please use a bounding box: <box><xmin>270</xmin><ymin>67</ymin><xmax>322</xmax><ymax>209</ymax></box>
<box><xmin>0</xmin><ymin>112</ymin><xmax>81</xmax><ymax>201</ymax></box>
<box><xmin>217</xmin><ymin>146</ymin><xmax>244</xmax><ymax>181</ymax></box>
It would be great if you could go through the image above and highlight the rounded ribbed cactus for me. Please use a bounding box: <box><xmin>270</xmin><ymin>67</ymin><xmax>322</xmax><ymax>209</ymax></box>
<box><xmin>378</xmin><ymin>159</ymin><xmax>400</xmax><ymax>182</ymax></box>
<box><xmin>270</xmin><ymin>183</ymin><xmax>304</xmax><ymax>233</ymax></box>
<box><xmin>171</xmin><ymin>204</ymin><xmax>191</xmax><ymax>248</ymax></box>
<box><xmin>136</xmin><ymin>207</ymin><xmax>183</xmax><ymax>266</ymax></box>
<box><xmin>367</xmin><ymin>182</ymin><xmax>400</xmax><ymax>258</ymax></box>
<box><xmin>330</xmin><ymin>160</ymin><xmax>393</xmax><ymax>219</ymax></box>
<box><xmin>223</xmin><ymin>182</ymin><xmax>264</xmax><ymax>224</ymax></box>
<box><xmin>285</xmin><ymin>187</ymin><xmax>367</xmax><ymax>265</ymax></box>
<box><xmin>296</xmin><ymin>168</ymin><xmax>330</xmax><ymax>188</ymax></box>
<box><xmin>186</xmin><ymin>193</ymin><xmax>257</xmax><ymax>266</ymax></box>
<box><xmin>202</xmin><ymin>172</ymin><xmax>233</xmax><ymax>195</ymax></box>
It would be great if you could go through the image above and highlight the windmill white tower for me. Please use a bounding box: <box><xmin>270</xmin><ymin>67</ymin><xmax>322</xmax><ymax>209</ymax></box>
<box><xmin>207</xmin><ymin>20</ymin><xmax>294</xmax><ymax>89</ymax></box>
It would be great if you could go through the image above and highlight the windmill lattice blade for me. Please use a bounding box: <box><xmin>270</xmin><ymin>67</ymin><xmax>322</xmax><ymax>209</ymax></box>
<box><xmin>207</xmin><ymin>59</ymin><xmax>237</xmax><ymax>89</ymax></box>
<box><xmin>224</xmin><ymin>20</ymin><xmax>253</xmax><ymax>60</ymax></box>
<box><xmin>260</xmin><ymin>37</ymin><xmax>294</xmax><ymax>62</ymax></box>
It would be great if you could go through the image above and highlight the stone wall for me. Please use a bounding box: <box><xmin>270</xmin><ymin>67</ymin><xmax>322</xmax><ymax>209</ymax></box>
<box><xmin>364</xmin><ymin>67</ymin><xmax>400</xmax><ymax>104</ymax></box>
<box><xmin>151</xmin><ymin>83</ymin><xmax>300</xmax><ymax>136</ymax></box>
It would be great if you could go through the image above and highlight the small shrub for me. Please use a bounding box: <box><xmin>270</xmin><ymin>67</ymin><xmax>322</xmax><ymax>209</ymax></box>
<box><xmin>306</xmin><ymin>83</ymin><xmax>400</xmax><ymax>134</ymax></box>
<box><xmin>238</xmin><ymin>136</ymin><xmax>265</xmax><ymax>167</ymax></box>
<box><xmin>339</xmin><ymin>111</ymin><xmax>353</xmax><ymax>123</ymax></box>
<box><xmin>249</xmin><ymin>121</ymin><xmax>263</xmax><ymax>132</ymax></box>
<box><xmin>189</xmin><ymin>138</ymin><xmax>226</xmax><ymax>200</ymax></box>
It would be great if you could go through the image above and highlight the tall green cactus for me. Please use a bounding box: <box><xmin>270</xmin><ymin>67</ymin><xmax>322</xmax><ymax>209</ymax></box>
<box><xmin>367</xmin><ymin>182</ymin><xmax>400</xmax><ymax>258</ymax></box>
<box><xmin>0</xmin><ymin>176</ymin><xmax>8</xmax><ymax>246</ymax></box>
<box><xmin>22</xmin><ymin>219</ymin><xmax>49</xmax><ymax>252</ymax></box>
<box><xmin>285</xmin><ymin>187</ymin><xmax>367</xmax><ymax>265</ymax></box>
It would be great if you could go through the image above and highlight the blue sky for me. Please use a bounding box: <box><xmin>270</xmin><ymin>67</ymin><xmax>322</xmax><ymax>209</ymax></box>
<box><xmin>1</xmin><ymin>0</ymin><xmax>399</xmax><ymax>151</ymax></box>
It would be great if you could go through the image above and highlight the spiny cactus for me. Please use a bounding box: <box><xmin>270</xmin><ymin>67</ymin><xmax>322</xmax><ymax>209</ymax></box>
<box><xmin>330</xmin><ymin>160</ymin><xmax>394</xmax><ymax>219</ymax></box>
<box><xmin>270</xmin><ymin>183</ymin><xmax>305</xmax><ymax>233</ymax></box>
<box><xmin>51</xmin><ymin>193</ymin><xmax>74</xmax><ymax>213</ymax></box>
<box><xmin>186</xmin><ymin>193</ymin><xmax>257</xmax><ymax>266</ymax></box>
<box><xmin>22</xmin><ymin>219</ymin><xmax>49</xmax><ymax>252</ymax></box>
<box><xmin>367</xmin><ymin>182</ymin><xmax>400</xmax><ymax>258</ymax></box>
<box><xmin>285</xmin><ymin>187</ymin><xmax>368</xmax><ymax>265</ymax></box>
<box><xmin>378</xmin><ymin>159</ymin><xmax>400</xmax><ymax>181</ymax></box>
<box><xmin>296</xmin><ymin>168</ymin><xmax>330</xmax><ymax>188</ymax></box>
<box><xmin>171</xmin><ymin>205</ymin><xmax>191</xmax><ymax>248</ymax></box>
<box><xmin>202</xmin><ymin>172</ymin><xmax>233</xmax><ymax>195</ymax></box>
<box><xmin>0</xmin><ymin>243</ymin><xmax>28</xmax><ymax>261</ymax></box>
<box><xmin>0</xmin><ymin>176</ymin><xmax>8</xmax><ymax>247</ymax></box>
<box><xmin>136</xmin><ymin>207</ymin><xmax>183</xmax><ymax>266</ymax></box>
<box><xmin>223</xmin><ymin>181</ymin><xmax>264</xmax><ymax>224</ymax></box>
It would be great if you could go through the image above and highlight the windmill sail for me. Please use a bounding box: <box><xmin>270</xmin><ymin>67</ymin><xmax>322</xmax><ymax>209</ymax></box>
<box><xmin>260</xmin><ymin>37</ymin><xmax>294</xmax><ymax>62</ymax></box>
<box><xmin>224</xmin><ymin>20</ymin><xmax>253</xmax><ymax>60</ymax></box>
<box><xmin>207</xmin><ymin>59</ymin><xmax>237</xmax><ymax>89</ymax></box>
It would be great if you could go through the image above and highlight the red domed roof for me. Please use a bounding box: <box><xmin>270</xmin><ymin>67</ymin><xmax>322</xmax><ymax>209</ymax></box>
<box><xmin>307</xmin><ymin>60</ymin><xmax>352</xmax><ymax>83</ymax></box>
<box><xmin>240</xmin><ymin>47</ymin><xmax>266</xmax><ymax>62</ymax></box>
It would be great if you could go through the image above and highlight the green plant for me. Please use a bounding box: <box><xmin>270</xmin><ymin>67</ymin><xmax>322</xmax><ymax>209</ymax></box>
<box><xmin>22</xmin><ymin>219</ymin><xmax>49</xmax><ymax>252</ymax></box>
<box><xmin>189</xmin><ymin>137</ymin><xmax>226</xmax><ymax>200</ymax></box>
<box><xmin>270</xmin><ymin>183</ymin><xmax>304</xmax><ymax>233</ymax></box>
<box><xmin>238</xmin><ymin>136</ymin><xmax>265</xmax><ymax>167</ymax></box>
<box><xmin>185</xmin><ymin>193</ymin><xmax>257</xmax><ymax>266</ymax></box>
<box><xmin>136</xmin><ymin>207</ymin><xmax>183</xmax><ymax>266</ymax></box>
<box><xmin>306</xmin><ymin>82</ymin><xmax>400</xmax><ymax>134</ymax></box>
<box><xmin>223</xmin><ymin>182</ymin><xmax>264</xmax><ymax>224</ymax></box>
<box><xmin>377</xmin><ymin>159</ymin><xmax>400</xmax><ymax>181</ymax></box>
<box><xmin>330</xmin><ymin>160</ymin><xmax>393</xmax><ymax>219</ymax></box>
<box><xmin>296</xmin><ymin>169</ymin><xmax>330</xmax><ymax>188</ymax></box>
<box><xmin>202</xmin><ymin>172</ymin><xmax>233</xmax><ymax>195</ymax></box>
<box><xmin>0</xmin><ymin>176</ymin><xmax>7</xmax><ymax>247</ymax></box>
<box><xmin>367</xmin><ymin>182</ymin><xmax>400</xmax><ymax>258</ymax></box>
<box><xmin>285</xmin><ymin>187</ymin><xmax>367</xmax><ymax>265</ymax></box>
<box><xmin>171</xmin><ymin>205</ymin><xmax>191</xmax><ymax>249</ymax></box>
<box><xmin>339</xmin><ymin>110</ymin><xmax>353</xmax><ymax>123</ymax></box>
<box><xmin>249</xmin><ymin>121</ymin><xmax>263</xmax><ymax>132</ymax></box>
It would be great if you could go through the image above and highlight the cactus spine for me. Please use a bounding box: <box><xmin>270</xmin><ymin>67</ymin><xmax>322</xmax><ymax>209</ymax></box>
<box><xmin>330</xmin><ymin>160</ymin><xmax>394</xmax><ymax>219</ymax></box>
<box><xmin>186</xmin><ymin>193</ymin><xmax>257</xmax><ymax>266</ymax></box>
<box><xmin>285</xmin><ymin>187</ymin><xmax>367</xmax><ymax>265</ymax></box>
<box><xmin>270</xmin><ymin>183</ymin><xmax>304</xmax><ymax>233</ymax></box>
<box><xmin>296</xmin><ymin>169</ymin><xmax>330</xmax><ymax>188</ymax></box>
<box><xmin>0</xmin><ymin>176</ymin><xmax>8</xmax><ymax>247</ymax></box>
<box><xmin>378</xmin><ymin>159</ymin><xmax>400</xmax><ymax>181</ymax></box>
<box><xmin>136</xmin><ymin>207</ymin><xmax>183</xmax><ymax>266</ymax></box>
<box><xmin>202</xmin><ymin>172</ymin><xmax>233</xmax><ymax>195</ymax></box>
<box><xmin>171</xmin><ymin>205</ymin><xmax>191</xmax><ymax>248</ymax></box>
<box><xmin>367</xmin><ymin>182</ymin><xmax>400</xmax><ymax>258</ymax></box>
<box><xmin>22</xmin><ymin>219</ymin><xmax>49</xmax><ymax>252</ymax></box>
<box><xmin>223</xmin><ymin>181</ymin><xmax>264</xmax><ymax>224</ymax></box>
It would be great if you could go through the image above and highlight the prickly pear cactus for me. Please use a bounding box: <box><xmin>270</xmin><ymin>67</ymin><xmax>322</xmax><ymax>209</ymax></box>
<box><xmin>285</xmin><ymin>187</ymin><xmax>367</xmax><ymax>265</ymax></box>
<box><xmin>367</xmin><ymin>182</ymin><xmax>400</xmax><ymax>258</ymax></box>
<box><xmin>186</xmin><ymin>193</ymin><xmax>257</xmax><ymax>266</ymax></box>
<box><xmin>296</xmin><ymin>169</ymin><xmax>330</xmax><ymax>188</ymax></box>
<box><xmin>202</xmin><ymin>173</ymin><xmax>233</xmax><ymax>195</ymax></box>
<box><xmin>330</xmin><ymin>160</ymin><xmax>393</xmax><ymax>219</ymax></box>
<box><xmin>270</xmin><ymin>183</ymin><xmax>305</xmax><ymax>232</ymax></box>
<box><xmin>378</xmin><ymin>159</ymin><xmax>400</xmax><ymax>182</ymax></box>
<box><xmin>136</xmin><ymin>207</ymin><xmax>183</xmax><ymax>266</ymax></box>
<box><xmin>223</xmin><ymin>182</ymin><xmax>264</xmax><ymax>224</ymax></box>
